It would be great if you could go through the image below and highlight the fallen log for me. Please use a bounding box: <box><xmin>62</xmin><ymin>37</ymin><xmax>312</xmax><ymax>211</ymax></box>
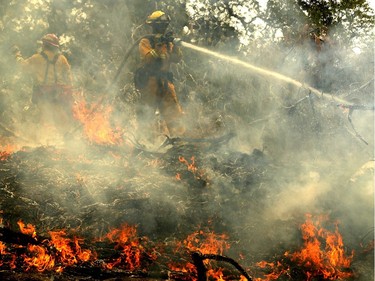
<box><xmin>0</xmin><ymin>227</ymin><xmax>40</xmax><ymax>246</ymax></box>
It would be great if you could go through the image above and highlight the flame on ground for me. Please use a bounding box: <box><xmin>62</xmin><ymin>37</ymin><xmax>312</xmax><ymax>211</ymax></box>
<box><xmin>17</xmin><ymin>220</ymin><xmax>37</xmax><ymax>239</ymax></box>
<box><xmin>100</xmin><ymin>224</ymin><xmax>159</xmax><ymax>271</ymax></box>
<box><xmin>0</xmin><ymin>145</ymin><xmax>15</xmax><ymax>161</ymax></box>
<box><xmin>1</xmin><ymin>221</ymin><xmax>157</xmax><ymax>273</ymax></box>
<box><xmin>286</xmin><ymin>214</ymin><xmax>354</xmax><ymax>280</ymax></box>
<box><xmin>72</xmin><ymin>100</ymin><xmax>123</xmax><ymax>145</ymax></box>
<box><xmin>169</xmin><ymin>229</ymin><xmax>231</xmax><ymax>280</ymax></box>
<box><xmin>179</xmin><ymin>155</ymin><xmax>207</xmax><ymax>181</ymax></box>
<box><xmin>255</xmin><ymin>214</ymin><xmax>354</xmax><ymax>281</ymax></box>
<box><xmin>101</xmin><ymin>223</ymin><xmax>145</xmax><ymax>271</ymax></box>
<box><xmin>181</xmin><ymin>230</ymin><xmax>230</xmax><ymax>256</ymax></box>
<box><xmin>2</xmin><ymin>221</ymin><xmax>95</xmax><ymax>273</ymax></box>
<box><xmin>0</xmin><ymin>215</ymin><xmax>360</xmax><ymax>280</ymax></box>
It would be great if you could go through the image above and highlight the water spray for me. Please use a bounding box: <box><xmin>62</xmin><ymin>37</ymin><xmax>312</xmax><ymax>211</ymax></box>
<box><xmin>66</xmin><ymin>34</ymin><xmax>367</xmax><ymax>140</ymax></box>
<box><xmin>180</xmin><ymin>41</ymin><xmax>354</xmax><ymax>106</ymax></box>
<box><xmin>177</xmin><ymin>39</ymin><xmax>373</xmax><ymax>145</ymax></box>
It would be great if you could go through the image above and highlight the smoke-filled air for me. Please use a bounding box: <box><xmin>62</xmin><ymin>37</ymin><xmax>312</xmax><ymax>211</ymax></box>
<box><xmin>0</xmin><ymin>0</ymin><xmax>374</xmax><ymax>280</ymax></box>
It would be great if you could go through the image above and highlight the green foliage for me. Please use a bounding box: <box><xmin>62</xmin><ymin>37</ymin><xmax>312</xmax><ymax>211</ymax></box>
<box><xmin>266</xmin><ymin>0</ymin><xmax>374</xmax><ymax>40</ymax></box>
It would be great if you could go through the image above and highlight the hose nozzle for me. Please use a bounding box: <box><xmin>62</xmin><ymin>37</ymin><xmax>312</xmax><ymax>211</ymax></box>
<box><xmin>173</xmin><ymin>37</ymin><xmax>182</xmax><ymax>46</ymax></box>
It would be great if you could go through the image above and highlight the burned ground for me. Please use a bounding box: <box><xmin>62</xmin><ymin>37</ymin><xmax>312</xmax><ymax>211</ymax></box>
<box><xmin>0</xmin><ymin>108</ymin><xmax>374</xmax><ymax>280</ymax></box>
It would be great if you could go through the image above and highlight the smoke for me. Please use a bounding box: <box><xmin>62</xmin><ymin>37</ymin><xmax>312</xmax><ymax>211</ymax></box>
<box><xmin>0</xmin><ymin>0</ymin><xmax>374</xmax><ymax>278</ymax></box>
<box><xmin>173</xmin><ymin>5</ymin><xmax>374</xmax><ymax>271</ymax></box>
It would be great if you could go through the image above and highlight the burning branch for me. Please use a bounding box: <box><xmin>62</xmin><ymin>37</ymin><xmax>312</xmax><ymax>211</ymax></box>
<box><xmin>191</xmin><ymin>252</ymin><xmax>253</xmax><ymax>281</ymax></box>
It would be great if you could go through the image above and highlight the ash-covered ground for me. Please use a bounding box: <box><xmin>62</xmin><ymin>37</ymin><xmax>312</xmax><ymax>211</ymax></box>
<box><xmin>0</xmin><ymin>95</ymin><xmax>374</xmax><ymax>279</ymax></box>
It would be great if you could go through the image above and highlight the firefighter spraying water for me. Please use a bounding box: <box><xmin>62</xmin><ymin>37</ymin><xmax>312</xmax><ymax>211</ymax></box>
<box><xmin>124</xmin><ymin>11</ymin><xmax>359</xmax><ymax>146</ymax></box>
<box><xmin>133</xmin><ymin>11</ymin><xmax>185</xmax><ymax>143</ymax></box>
<box><xmin>7</xmin><ymin>11</ymin><xmax>366</xmax><ymax>148</ymax></box>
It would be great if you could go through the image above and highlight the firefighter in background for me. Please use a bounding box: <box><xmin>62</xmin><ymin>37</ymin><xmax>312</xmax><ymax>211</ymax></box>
<box><xmin>289</xmin><ymin>24</ymin><xmax>334</xmax><ymax>90</ymax></box>
<box><xmin>305</xmin><ymin>25</ymin><xmax>334</xmax><ymax>90</ymax></box>
<box><xmin>14</xmin><ymin>34</ymin><xmax>73</xmax><ymax>98</ymax></box>
<box><xmin>13</xmin><ymin>34</ymin><xmax>74</xmax><ymax>139</ymax></box>
<box><xmin>134</xmin><ymin>10</ymin><xmax>185</xmax><ymax>141</ymax></box>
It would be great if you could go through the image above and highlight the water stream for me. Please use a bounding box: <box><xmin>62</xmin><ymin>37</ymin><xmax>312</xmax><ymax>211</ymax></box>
<box><xmin>181</xmin><ymin>41</ymin><xmax>353</xmax><ymax>106</ymax></box>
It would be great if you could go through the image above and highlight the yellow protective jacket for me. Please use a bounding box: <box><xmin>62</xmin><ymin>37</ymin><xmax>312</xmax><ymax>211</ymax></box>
<box><xmin>139</xmin><ymin>35</ymin><xmax>182</xmax><ymax>72</ymax></box>
<box><xmin>16</xmin><ymin>49</ymin><xmax>73</xmax><ymax>87</ymax></box>
<box><xmin>136</xmin><ymin>34</ymin><xmax>184</xmax><ymax>136</ymax></box>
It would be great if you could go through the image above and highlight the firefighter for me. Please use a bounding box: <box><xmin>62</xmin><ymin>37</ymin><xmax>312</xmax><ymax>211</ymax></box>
<box><xmin>13</xmin><ymin>34</ymin><xmax>74</xmax><ymax>139</ymax></box>
<box><xmin>134</xmin><ymin>10</ymin><xmax>185</xmax><ymax>141</ymax></box>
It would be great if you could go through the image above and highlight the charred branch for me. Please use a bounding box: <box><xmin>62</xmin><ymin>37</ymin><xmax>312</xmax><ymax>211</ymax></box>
<box><xmin>191</xmin><ymin>252</ymin><xmax>253</xmax><ymax>281</ymax></box>
<box><xmin>159</xmin><ymin>131</ymin><xmax>236</xmax><ymax>151</ymax></box>
<box><xmin>0</xmin><ymin>227</ymin><xmax>41</xmax><ymax>246</ymax></box>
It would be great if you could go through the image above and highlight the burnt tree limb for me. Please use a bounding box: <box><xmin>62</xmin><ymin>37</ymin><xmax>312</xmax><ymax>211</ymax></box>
<box><xmin>191</xmin><ymin>251</ymin><xmax>253</xmax><ymax>281</ymax></box>
<box><xmin>0</xmin><ymin>227</ymin><xmax>41</xmax><ymax>246</ymax></box>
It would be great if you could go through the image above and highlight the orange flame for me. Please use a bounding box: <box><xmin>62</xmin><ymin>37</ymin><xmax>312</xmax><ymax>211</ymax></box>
<box><xmin>178</xmin><ymin>156</ymin><xmax>207</xmax><ymax>181</ymax></box>
<box><xmin>23</xmin><ymin>245</ymin><xmax>56</xmax><ymax>272</ymax></box>
<box><xmin>0</xmin><ymin>242</ymin><xmax>6</xmax><ymax>267</ymax></box>
<box><xmin>255</xmin><ymin>214</ymin><xmax>354</xmax><ymax>281</ymax></box>
<box><xmin>207</xmin><ymin>268</ymin><xmax>225</xmax><ymax>281</ymax></box>
<box><xmin>182</xmin><ymin>230</ymin><xmax>230</xmax><ymax>255</ymax></box>
<box><xmin>17</xmin><ymin>222</ymin><xmax>94</xmax><ymax>272</ymax></box>
<box><xmin>9</xmin><ymin>254</ymin><xmax>17</xmax><ymax>270</ymax></box>
<box><xmin>72</xmin><ymin>100</ymin><xmax>123</xmax><ymax>145</ymax></box>
<box><xmin>239</xmin><ymin>275</ymin><xmax>248</xmax><ymax>281</ymax></box>
<box><xmin>169</xmin><ymin>229</ymin><xmax>231</xmax><ymax>281</ymax></box>
<box><xmin>254</xmin><ymin>261</ymin><xmax>288</xmax><ymax>281</ymax></box>
<box><xmin>49</xmin><ymin>230</ymin><xmax>93</xmax><ymax>267</ymax></box>
<box><xmin>2</xmin><ymin>220</ymin><xmax>157</xmax><ymax>273</ymax></box>
<box><xmin>179</xmin><ymin>156</ymin><xmax>198</xmax><ymax>174</ymax></box>
<box><xmin>17</xmin><ymin>220</ymin><xmax>37</xmax><ymax>238</ymax></box>
<box><xmin>0</xmin><ymin>145</ymin><xmax>14</xmax><ymax>161</ymax></box>
<box><xmin>103</xmin><ymin>224</ymin><xmax>143</xmax><ymax>271</ymax></box>
<box><xmin>0</xmin><ymin>242</ymin><xmax>7</xmax><ymax>255</ymax></box>
<box><xmin>286</xmin><ymin>214</ymin><xmax>354</xmax><ymax>280</ymax></box>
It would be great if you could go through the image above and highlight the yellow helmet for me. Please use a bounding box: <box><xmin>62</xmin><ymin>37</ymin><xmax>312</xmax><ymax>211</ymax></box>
<box><xmin>146</xmin><ymin>11</ymin><xmax>171</xmax><ymax>24</ymax></box>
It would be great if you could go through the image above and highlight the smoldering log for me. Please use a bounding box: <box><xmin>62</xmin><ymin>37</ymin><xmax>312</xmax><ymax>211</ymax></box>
<box><xmin>191</xmin><ymin>252</ymin><xmax>253</xmax><ymax>281</ymax></box>
<box><xmin>0</xmin><ymin>227</ymin><xmax>40</xmax><ymax>246</ymax></box>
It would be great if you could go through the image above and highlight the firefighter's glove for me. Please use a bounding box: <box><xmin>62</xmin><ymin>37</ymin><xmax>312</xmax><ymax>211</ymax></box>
<box><xmin>154</xmin><ymin>43</ymin><xmax>167</xmax><ymax>59</ymax></box>
<box><xmin>155</xmin><ymin>32</ymin><xmax>174</xmax><ymax>45</ymax></box>
<box><xmin>160</xmin><ymin>32</ymin><xmax>174</xmax><ymax>44</ymax></box>
<box><xmin>161</xmin><ymin>34</ymin><xmax>182</xmax><ymax>46</ymax></box>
